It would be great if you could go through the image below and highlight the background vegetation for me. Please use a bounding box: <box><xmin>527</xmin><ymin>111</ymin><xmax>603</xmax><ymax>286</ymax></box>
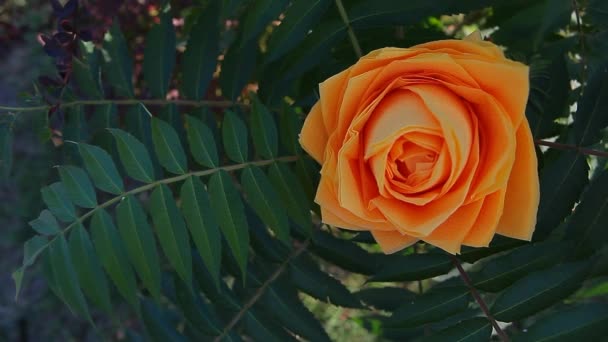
<box><xmin>1</xmin><ymin>0</ymin><xmax>608</xmax><ymax>341</ymax></box>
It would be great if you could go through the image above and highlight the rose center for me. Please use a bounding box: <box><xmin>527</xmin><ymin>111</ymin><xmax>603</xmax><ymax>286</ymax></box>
<box><xmin>388</xmin><ymin>138</ymin><xmax>438</xmax><ymax>186</ymax></box>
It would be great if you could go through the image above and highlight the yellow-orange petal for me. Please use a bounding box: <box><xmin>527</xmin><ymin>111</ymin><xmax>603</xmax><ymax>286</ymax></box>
<box><xmin>422</xmin><ymin>198</ymin><xmax>485</xmax><ymax>254</ymax></box>
<box><xmin>456</xmin><ymin>58</ymin><xmax>529</xmax><ymax>127</ymax></box>
<box><xmin>299</xmin><ymin>102</ymin><xmax>327</xmax><ymax>163</ymax></box>
<box><xmin>495</xmin><ymin>119</ymin><xmax>539</xmax><ymax>240</ymax></box>
<box><xmin>319</xmin><ymin>68</ymin><xmax>352</xmax><ymax>134</ymax></box>
<box><xmin>363</xmin><ymin>89</ymin><xmax>441</xmax><ymax>158</ymax></box>
<box><xmin>408</xmin><ymin>84</ymin><xmax>474</xmax><ymax>191</ymax></box>
<box><xmin>462</xmin><ymin>189</ymin><xmax>506</xmax><ymax>247</ymax></box>
<box><xmin>372</xmin><ymin>230</ymin><xmax>418</xmax><ymax>254</ymax></box>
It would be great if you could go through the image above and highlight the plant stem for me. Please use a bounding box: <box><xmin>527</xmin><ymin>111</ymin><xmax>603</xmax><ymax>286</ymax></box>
<box><xmin>451</xmin><ymin>256</ymin><xmax>510</xmax><ymax>342</ymax></box>
<box><xmin>534</xmin><ymin>139</ymin><xmax>608</xmax><ymax>158</ymax></box>
<box><xmin>21</xmin><ymin>156</ymin><xmax>298</xmax><ymax>277</ymax></box>
<box><xmin>0</xmin><ymin>98</ymin><xmax>246</xmax><ymax>113</ymax></box>
<box><xmin>335</xmin><ymin>0</ymin><xmax>362</xmax><ymax>58</ymax></box>
<box><xmin>214</xmin><ymin>238</ymin><xmax>311</xmax><ymax>342</ymax></box>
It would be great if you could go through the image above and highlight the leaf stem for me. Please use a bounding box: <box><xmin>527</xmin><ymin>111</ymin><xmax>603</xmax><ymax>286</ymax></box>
<box><xmin>19</xmin><ymin>156</ymin><xmax>298</xmax><ymax>279</ymax></box>
<box><xmin>335</xmin><ymin>0</ymin><xmax>362</xmax><ymax>58</ymax></box>
<box><xmin>0</xmin><ymin>99</ymin><xmax>246</xmax><ymax>113</ymax></box>
<box><xmin>214</xmin><ymin>238</ymin><xmax>311</xmax><ymax>342</ymax></box>
<box><xmin>451</xmin><ymin>256</ymin><xmax>509</xmax><ymax>342</ymax></box>
<box><xmin>534</xmin><ymin>139</ymin><xmax>608</xmax><ymax>158</ymax></box>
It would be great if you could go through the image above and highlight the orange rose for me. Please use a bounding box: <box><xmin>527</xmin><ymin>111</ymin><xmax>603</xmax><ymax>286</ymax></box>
<box><xmin>299</xmin><ymin>32</ymin><xmax>540</xmax><ymax>254</ymax></box>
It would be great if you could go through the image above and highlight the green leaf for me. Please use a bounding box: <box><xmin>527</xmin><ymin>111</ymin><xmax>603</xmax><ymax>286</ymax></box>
<box><xmin>241</xmin><ymin>166</ymin><xmax>289</xmax><ymax>243</ymax></box>
<box><xmin>386</xmin><ymin>287</ymin><xmax>471</xmax><ymax>328</ymax></box>
<box><xmin>371</xmin><ymin>253</ymin><xmax>453</xmax><ymax>282</ymax></box>
<box><xmin>181</xmin><ymin>3</ymin><xmax>220</xmax><ymax>100</ymax></box>
<box><xmin>527</xmin><ymin>55</ymin><xmax>570</xmax><ymax>139</ymax></box>
<box><xmin>240</xmin><ymin>0</ymin><xmax>289</xmax><ymax>45</ymax></box>
<box><xmin>63</xmin><ymin>105</ymin><xmax>89</xmax><ymax>143</ymax></box>
<box><xmin>295</xmin><ymin>157</ymin><xmax>319</xmax><ymax>203</ymax></box>
<box><xmin>290</xmin><ymin>253</ymin><xmax>362</xmax><ymax>308</ymax></box>
<box><xmin>180</xmin><ymin>176</ymin><xmax>222</xmax><ymax>288</ymax></box>
<box><xmin>258</xmin><ymin>278</ymin><xmax>332</xmax><ymax>342</ymax></box>
<box><xmin>282</xmin><ymin>21</ymin><xmax>346</xmax><ymax>81</ymax></box>
<box><xmin>512</xmin><ymin>303</ymin><xmax>608</xmax><ymax>342</ymax></box>
<box><xmin>491</xmin><ymin>261</ymin><xmax>590</xmax><ymax>322</ymax></box>
<box><xmin>471</xmin><ymin>241</ymin><xmax>570</xmax><ymax>292</ymax></box>
<box><xmin>420</xmin><ymin>318</ymin><xmax>491</xmax><ymax>342</ymax></box>
<box><xmin>459</xmin><ymin>236</ymin><xmax>525</xmax><ymax>264</ymax></box>
<box><xmin>109</xmin><ymin>128</ymin><xmax>155</xmax><ymax>183</ymax></box>
<box><xmin>91</xmin><ymin>209</ymin><xmax>139</xmax><ymax>310</ymax></box>
<box><xmin>48</xmin><ymin>234</ymin><xmax>92</xmax><ymax>321</ymax></box>
<box><xmin>68</xmin><ymin>224</ymin><xmax>113</xmax><ymax>312</ymax></box>
<box><xmin>536</xmin><ymin>151</ymin><xmax>589</xmax><ymax>238</ymax></box>
<box><xmin>222</xmin><ymin>111</ymin><xmax>249</xmax><ymax>163</ymax></box>
<box><xmin>185</xmin><ymin>115</ymin><xmax>219</xmax><ymax>168</ymax></box>
<box><xmin>356</xmin><ymin>287</ymin><xmax>417</xmax><ymax>312</ymax></box>
<box><xmin>265</xmin><ymin>0</ymin><xmax>332</xmax><ymax>63</ymax></box>
<box><xmin>13</xmin><ymin>235</ymin><xmax>48</xmax><ymax>299</ymax></box>
<box><xmin>116</xmin><ymin>195</ymin><xmax>162</xmax><ymax>299</ymax></box>
<box><xmin>29</xmin><ymin>209</ymin><xmax>61</xmax><ymax>235</ymax></box>
<box><xmin>573</xmin><ymin>67</ymin><xmax>608</xmax><ymax>146</ymax></box>
<box><xmin>151</xmin><ymin>117</ymin><xmax>188</xmax><ymax>174</ymax></box>
<box><xmin>173</xmin><ymin>275</ymin><xmax>221</xmax><ymax>336</ymax></box>
<box><xmin>311</xmin><ymin>230</ymin><xmax>377</xmax><ymax>274</ymax></box>
<box><xmin>247</xmin><ymin>204</ymin><xmax>290</xmax><ymax>262</ymax></box>
<box><xmin>588</xmin><ymin>0</ymin><xmax>608</xmax><ymax>28</ymax></box>
<box><xmin>219</xmin><ymin>38</ymin><xmax>257</xmax><ymax>101</ymax></box>
<box><xmin>143</xmin><ymin>9</ymin><xmax>176</xmax><ymax>98</ymax></box>
<box><xmin>71</xmin><ymin>58</ymin><xmax>103</xmax><ymax>99</ymax></box>
<box><xmin>149</xmin><ymin>184</ymin><xmax>193</xmax><ymax>287</ymax></box>
<box><xmin>267</xmin><ymin>162</ymin><xmax>312</xmax><ymax>234</ymax></box>
<box><xmin>347</xmin><ymin>1</ymin><xmax>441</xmax><ymax>29</ymax></box>
<box><xmin>58</xmin><ymin>165</ymin><xmax>98</xmax><ymax>208</ymax></box>
<box><xmin>244</xmin><ymin>308</ymin><xmax>296</xmax><ymax>342</ymax></box>
<box><xmin>567</xmin><ymin>170</ymin><xmax>608</xmax><ymax>256</ymax></box>
<box><xmin>141</xmin><ymin>299</ymin><xmax>187</xmax><ymax>342</ymax></box>
<box><xmin>208</xmin><ymin>170</ymin><xmax>249</xmax><ymax>278</ymax></box>
<box><xmin>250</xmin><ymin>95</ymin><xmax>279</xmax><ymax>158</ymax></box>
<box><xmin>102</xmin><ymin>21</ymin><xmax>134</xmax><ymax>98</ymax></box>
<box><xmin>125</xmin><ymin>104</ymin><xmax>153</xmax><ymax>148</ymax></box>
<box><xmin>71</xmin><ymin>57</ymin><xmax>102</xmax><ymax>99</ymax></box>
<box><xmin>41</xmin><ymin>182</ymin><xmax>77</xmax><ymax>223</ymax></box>
<box><xmin>78</xmin><ymin>143</ymin><xmax>124</xmax><ymax>194</ymax></box>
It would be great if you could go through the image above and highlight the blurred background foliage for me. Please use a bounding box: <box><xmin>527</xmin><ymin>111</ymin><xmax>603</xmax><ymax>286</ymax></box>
<box><xmin>0</xmin><ymin>0</ymin><xmax>608</xmax><ymax>341</ymax></box>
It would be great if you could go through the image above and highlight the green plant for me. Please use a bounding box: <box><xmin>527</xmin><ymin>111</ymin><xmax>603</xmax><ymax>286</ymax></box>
<box><xmin>2</xmin><ymin>0</ymin><xmax>608</xmax><ymax>340</ymax></box>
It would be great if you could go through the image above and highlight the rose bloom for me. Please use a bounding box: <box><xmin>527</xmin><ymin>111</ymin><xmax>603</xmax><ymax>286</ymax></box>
<box><xmin>299</xmin><ymin>32</ymin><xmax>539</xmax><ymax>254</ymax></box>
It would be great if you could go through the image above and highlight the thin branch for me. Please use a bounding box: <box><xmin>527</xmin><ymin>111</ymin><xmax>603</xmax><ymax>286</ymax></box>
<box><xmin>451</xmin><ymin>256</ymin><xmax>510</xmax><ymax>342</ymax></box>
<box><xmin>335</xmin><ymin>0</ymin><xmax>362</xmax><ymax>58</ymax></box>
<box><xmin>0</xmin><ymin>98</ymin><xmax>246</xmax><ymax>114</ymax></box>
<box><xmin>214</xmin><ymin>239</ymin><xmax>311</xmax><ymax>342</ymax></box>
<box><xmin>15</xmin><ymin>156</ymin><xmax>299</xmax><ymax>290</ymax></box>
<box><xmin>535</xmin><ymin>139</ymin><xmax>608</xmax><ymax>158</ymax></box>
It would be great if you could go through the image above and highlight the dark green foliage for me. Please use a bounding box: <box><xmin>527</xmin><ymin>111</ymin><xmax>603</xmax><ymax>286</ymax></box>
<box><xmin>8</xmin><ymin>0</ymin><xmax>608</xmax><ymax>340</ymax></box>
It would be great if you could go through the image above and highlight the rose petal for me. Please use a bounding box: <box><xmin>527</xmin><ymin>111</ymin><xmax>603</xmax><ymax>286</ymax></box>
<box><xmin>422</xmin><ymin>198</ymin><xmax>485</xmax><ymax>254</ymax></box>
<box><xmin>495</xmin><ymin>119</ymin><xmax>539</xmax><ymax>240</ymax></box>
<box><xmin>299</xmin><ymin>102</ymin><xmax>328</xmax><ymax>163</ymax></box>
<box><xmin>463</xmin><ymin>189</ymin><xmax>506</xmax><ymax>247</ymax></box>
<box><xmin>372</xmin><ymin>230</ymin><xmax>418</xmax><ymax>254</ymax></box>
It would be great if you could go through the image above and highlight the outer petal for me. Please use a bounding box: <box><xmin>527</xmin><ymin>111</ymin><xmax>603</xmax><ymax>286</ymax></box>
<box><xmin>495</xmin><ymin>120</ymin><xmax>540</xmax><ymax>240</ymax></box>
<box><xmin>299</xmin><ymin>102</ymin><xmax>327</xmax><ymax>163</ymax></box>
<box><xmin>422</xmin><ymin>198</ymin><xmax>485</xmax><ymax>254</ymax></box>
<box><xmin>372</xmin><ymin>230</ymin><xmax>418</xmax><ymax>254</ymax></box>
<box><xmin>462</xmin><ymin>189</ymin><xmax>506</xmax><ymax>247</ymax></box>
<box><xmin>455</xmin><ymin>58</ymin><xmax>529</xmax><ymax>127</ymax></box>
